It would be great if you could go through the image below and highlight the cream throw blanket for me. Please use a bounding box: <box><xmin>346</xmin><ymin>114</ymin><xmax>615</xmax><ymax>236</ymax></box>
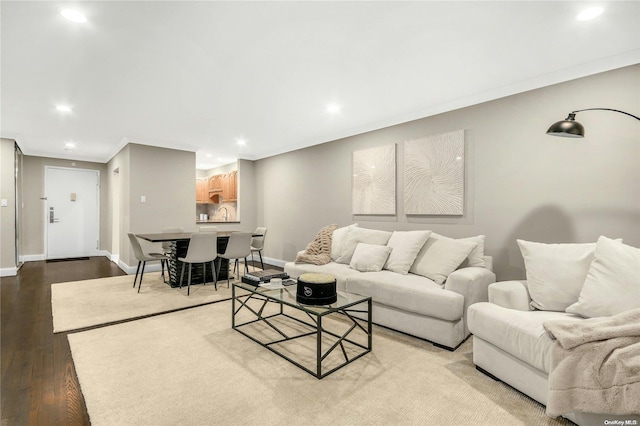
<box><xmin>295</xmin><ymin>224</ymin><xmax>338</xmax><ymax>265</ymax></box>
<box><xmin>543</xmin><ymin>308</ymin><xmax>640</xmax><ymax>417</ymax></box>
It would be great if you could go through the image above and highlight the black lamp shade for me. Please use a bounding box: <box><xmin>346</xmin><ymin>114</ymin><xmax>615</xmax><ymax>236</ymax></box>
<box><xmin>546</xmin><ymin>119</ymin><xmax>585</xmax><ymax>138</ymax></box>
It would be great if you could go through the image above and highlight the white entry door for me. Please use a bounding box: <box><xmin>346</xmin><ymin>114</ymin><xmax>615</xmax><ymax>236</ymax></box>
<box><xmin>45</xmin><ymin>167</ymin><xmax>100</xmax><ymax>259</ymax></box>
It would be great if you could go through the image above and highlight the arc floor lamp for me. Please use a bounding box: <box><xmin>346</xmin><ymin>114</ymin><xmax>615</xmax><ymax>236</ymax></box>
<box><xmin>546</xmin><ymin>108</ymin><xmax>640</xmax><ymax>138</ymax></box>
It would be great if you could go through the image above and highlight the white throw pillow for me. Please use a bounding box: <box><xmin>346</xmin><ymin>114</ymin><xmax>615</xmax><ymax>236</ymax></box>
<box><xmin>457</xmin><ymin>235</ymin><xmax>486</xmax><ymax>268</ymax></box>
<box><xmin>566</xmin><ymin>236</ymin><xmax>640</xmax><ymax>318</ymax></box>
<box><xmin>384</xmin><ymin>230</ymin><xmax>431</xmax><ymax>274</ymax></box>
<box><xmin>331</xmin><ymin>223</ymin><xmax>358</xmax><ymax>261</ymax></box>
<box><xmin>517</xmin><ymin>239</ymin><xmax>597</xmax><ymax>312</ymax></box>
<box><xmin>350</xmin><ymin>243</ymin><xmax>393</xmax><ymax>272</ymax></box>
<box><xmin>336</xmin><ymin>227</ymin><xmax>392</xmax><ymax>264</ymax></box>
<box><xmin>429</xmin><ymin>233</ymin><xmax>486</xmax><ymax>268</ymax></box>
<box><xmin>409</xmin><ymin>236</ymin><xmax>478</xmax><ymax>284</ymax></box>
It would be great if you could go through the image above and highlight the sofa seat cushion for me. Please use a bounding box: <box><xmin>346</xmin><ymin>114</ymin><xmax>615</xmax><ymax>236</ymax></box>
<box><xmin>346</xmin><ymin>271</ymin><xmax>464</xmax><ymax>321</ymax></box>
<box><xmin>284</xmin><ymin>261</ymin><xmax>360</xmax><ymax>291</ymax></box>
<box><xmin>468</xmin><ymin>302</ymin><xmax>582</xmax><ymax>373</ymax></box>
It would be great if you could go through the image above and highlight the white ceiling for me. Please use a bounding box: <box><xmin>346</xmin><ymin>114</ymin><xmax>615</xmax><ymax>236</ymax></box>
<box><xmin>2</xmin><ymin>1</ymin><xmax>639</xmax><ymax>169</ymax></box>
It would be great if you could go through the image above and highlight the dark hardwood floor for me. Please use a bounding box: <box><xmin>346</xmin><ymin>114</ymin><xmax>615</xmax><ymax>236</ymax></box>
<box><xmin>1</xmin><ymin>257</ymin><xmax>124</xmax><ymax>425</ymax></box>
<box><xmin>1</xmin><ymin>256</ymin><xmax>278</xmax><ymax>425</ymax></box>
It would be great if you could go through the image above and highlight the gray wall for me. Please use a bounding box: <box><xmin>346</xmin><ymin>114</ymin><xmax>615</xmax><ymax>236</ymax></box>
<box><xmin>108</xmin><ymin>143</ymin><xmax>196</xmax><ymax>267</ymax></box>
<box><xmin>254</xmin><ymin>65</ymin><xmax>640</xmax><ymax>280</ymax></box>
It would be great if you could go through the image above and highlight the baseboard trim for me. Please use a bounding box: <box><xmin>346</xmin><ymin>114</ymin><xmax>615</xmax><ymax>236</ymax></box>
<box><xmin>0</xmin><ymin>267</ymin><xmax>18</xmax><ymax>277</ymax></box>
<box><xmin>22</xmin><ymin>254</ymin><xmax>45</xmax><ymax>262</ymax></box>
<box><xmin>260</xmin><ymin>256</ymin><xmax>287</xmax><ymax>269</ymax></box>
<box><xmin>117</xmin><ymin>259</ymin><xmax>163</xmax><ymax>275</ymax></box>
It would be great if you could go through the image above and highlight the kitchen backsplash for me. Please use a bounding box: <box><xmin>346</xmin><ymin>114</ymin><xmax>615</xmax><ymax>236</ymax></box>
<box><xmin>196</xmin><ymin>202</ymin><xmax>238</xmax><ymax>222</ymax></box>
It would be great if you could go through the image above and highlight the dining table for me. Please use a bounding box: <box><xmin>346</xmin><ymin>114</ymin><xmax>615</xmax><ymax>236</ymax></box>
<box><xmin>136</xmin><ymin>231</ymin><xmax>260</xmax><ymax>288</ymax></box>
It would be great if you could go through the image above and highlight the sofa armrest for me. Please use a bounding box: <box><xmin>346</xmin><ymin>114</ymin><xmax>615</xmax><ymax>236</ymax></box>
<box><xmin>488</xmin><ymin>280</ymin><xmax>531</xmax><ymax>311</ymax></box>
<box><xmin>445</xmin><ymin>267</ymin><xmax>496</xmax><ymax>307</ymax></box>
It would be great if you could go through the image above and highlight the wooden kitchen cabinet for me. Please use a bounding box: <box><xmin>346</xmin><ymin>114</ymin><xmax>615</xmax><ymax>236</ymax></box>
<box><xmin>195</xmin><ymin>177</ymin><xmax>209</xmax><ymax>203</ymax></box>
<box><xmin>221</xmin><ymin>171</ymin><xmax>237</xmax><ymax>202</ymax></box>
<box><xmin>227</xmin><ymin>170</ymin><xmax>237</xmax><ymax>201</ymax></box>
<box><xmin>208</xmin><ymin>174</ymin><xmax>223</xmax><ymax>203</ymax></box>
<box><xmin>208</xmin><ymin>175</ymin><xmax>223</xmax><ymax>192</ymax></box>
<box><xmin>196</xmin><ymin>171</ymin><xmax>237</xmax><ymax>205</ymax></box>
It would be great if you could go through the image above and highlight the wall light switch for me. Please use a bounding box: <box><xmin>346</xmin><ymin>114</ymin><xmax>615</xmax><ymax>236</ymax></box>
<box><xmin>140</xmin><ymin>195</ymin><xmax>146</xmax><ymax>203</ymax></box>
<box><xmin>1</xmin><ymin>199</ymin><xmax>7</xmax><ymax>207</ymax></box>
<box><xmin>70</xmin><ymin>192</ymin><xmax>77</xmax><ymax>202</ymax></box>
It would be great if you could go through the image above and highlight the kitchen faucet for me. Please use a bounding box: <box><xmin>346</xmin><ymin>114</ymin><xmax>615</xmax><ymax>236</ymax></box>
<box><xmin>218</xmin><ymin>207</ymin><xmax>228</xmax><ymax>222</ymax></box>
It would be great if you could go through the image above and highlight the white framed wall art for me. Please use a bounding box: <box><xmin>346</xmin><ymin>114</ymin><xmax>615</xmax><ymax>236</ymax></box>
<box><xmin>352</xmin><ymin>144</ymin><xmax>396</xmax><ymax>215</ymax></box>
<box><xmin>404</xmin><ymin>130</ymin><xmax>465</xmax><ymax>215</ymax></box>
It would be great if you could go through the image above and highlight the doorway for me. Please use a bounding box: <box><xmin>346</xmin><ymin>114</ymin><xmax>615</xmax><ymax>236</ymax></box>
<box><xmin>45</xmin><ymin>166</ymin><xmax>100</xmax><ymax>260</ymax></box>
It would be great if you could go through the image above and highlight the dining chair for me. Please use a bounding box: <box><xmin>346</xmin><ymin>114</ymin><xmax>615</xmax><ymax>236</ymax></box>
<box><xmin>128</xmin><ymin>233</ymin><xmax>170</xmax><ymax>293</ymax></box>
<box><xmin>199</xmin><ymin>225</ymin><xmax>218</xmax><ymax>232</ymax></box>
<box><xmin>178</xmin><ymin>232</ymin><xmax>218</xmax><ymax>295</ymax></box>
<box><xmin>250</xmin><ymin>227</ymin><xmax>267</xmax><ymax>271</ymax></box>
<box><xmin>217</xmin><ymin>232</ymin><xmax>252</xmax><ymax>288</ymax></box>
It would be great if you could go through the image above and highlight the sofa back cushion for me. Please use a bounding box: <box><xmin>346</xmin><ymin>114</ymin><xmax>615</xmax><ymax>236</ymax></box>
<box><xmin>409</xmin><ymin>235</ymin><xmax>477</xmax><ymax>284</ymax></box>
<box><xmin>331</xmin><ymin>223</ymin><xmax>358</xmax><ymax>261</ymax></box>
<box><xmin>383</xmin><ymin>230</ymin><xmax>431</xmax><ymax>275</ymax></box>
<box><xmin>566</xmin><ymin>236</ymin><xmax>640</xmax><ymax>318</ymax></box>
<box><xmin>335</xmin><ymin>227</ymin><xmax>392</xmax><ymax>264</ymax></box>
<box><xmin>457</xmin><ymin>235</ymin><xmax>486</xmax><ymax>268</ymax></box>
<box><xmin>517</xmin><ymin>239</ymin><xmax>596</xmax><ymax>312</ymax></box>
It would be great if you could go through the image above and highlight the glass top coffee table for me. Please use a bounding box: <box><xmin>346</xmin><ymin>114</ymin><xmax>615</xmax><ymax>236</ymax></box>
<box><xmin>232</xmin><ymin>281</ymin><xmax>372</xmax><ymax>379</ymax></box>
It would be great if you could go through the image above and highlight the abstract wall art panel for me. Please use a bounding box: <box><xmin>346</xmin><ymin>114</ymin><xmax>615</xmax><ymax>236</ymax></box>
<box><xmin>404</xmin><ymin>130</ymin><xmax>464</xmax><ymax>215</ymax></box>
<box><xmin>352</xmin><ymin>144</ymin><xmax>396</xmax><ymax>215</ymax></box>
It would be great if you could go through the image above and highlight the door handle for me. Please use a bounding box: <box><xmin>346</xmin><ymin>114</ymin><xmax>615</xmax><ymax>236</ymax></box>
<box><xmin>49</xmin><ymin>207</ymin><xmax>60</xmax><ymax>223</ymax></box>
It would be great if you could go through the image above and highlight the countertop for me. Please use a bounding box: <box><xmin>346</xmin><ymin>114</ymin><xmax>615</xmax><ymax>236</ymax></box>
<box><xmin>196</xmin><ymin>220</ymin><xmax>240</xmax><ymax>224</ymax></box>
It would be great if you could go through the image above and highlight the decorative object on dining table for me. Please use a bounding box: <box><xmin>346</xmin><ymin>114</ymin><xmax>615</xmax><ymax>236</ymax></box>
<box><xmin>296</xmin><ymin>273</ymin><xmax>337</xmax><ymax>305</ymax></box>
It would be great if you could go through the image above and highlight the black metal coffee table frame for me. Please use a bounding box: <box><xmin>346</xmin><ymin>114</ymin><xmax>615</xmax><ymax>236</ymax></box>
<box><xmin>232</xmin><ymin>283</ymin><xmax>372</xmax><ymax>379</ymax></box>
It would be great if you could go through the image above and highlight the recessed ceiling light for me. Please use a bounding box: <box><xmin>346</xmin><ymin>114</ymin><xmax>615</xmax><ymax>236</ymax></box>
<box><xmin>65</xmin><ymin>142</ymin><xmax>76</xmax><ymax>148</ymax></box>
<box><xmin>205</xmin><ymin>153</ymin><xmax>212</xmax><ymax>158</ymax></box>
<box><xmin>56</xmin><ymin>105</ymin><xmax>72</xmax><ymax>113</ymax></box>
<box><xmin>61</xmin><ymin>9</ymin><xmax>87</xmax><ymax>23</ymax></box>
<box><xmin>326</xmin><ymin>103</ymin><xmax>341</xmax><ymax>114</ymax></box>
<box><xmin>576</xmin><ymin>7</ymin><xmax>603</xmax><ymax>21</ymax></box>
<box><xmin>236</xmin><ymin>139</ymin><xmax>246</xmax><ymax>146</ymax></box>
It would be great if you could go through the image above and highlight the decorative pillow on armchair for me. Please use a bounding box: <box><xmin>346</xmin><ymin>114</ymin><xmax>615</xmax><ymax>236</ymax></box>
<box><xmin>517</xmin><ymin>239</ymin><xmax>597</xmax><ymax>312</ymax></box>
<box><xmin>566</xmin><ymin>236</ymin><xmax>640</xmax><ymax>318</ymax></box>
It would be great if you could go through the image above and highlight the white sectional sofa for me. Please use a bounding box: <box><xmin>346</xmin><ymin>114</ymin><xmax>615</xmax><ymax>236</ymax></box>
<box><xmin>285</xmin><ymin>224</ymin><xmax>496</xmax><ymax>350</ymax></box>
<box><xmin>467</xmin><ymin>236</ymin><xmax>640</xmax><ymax>425</ymax></box>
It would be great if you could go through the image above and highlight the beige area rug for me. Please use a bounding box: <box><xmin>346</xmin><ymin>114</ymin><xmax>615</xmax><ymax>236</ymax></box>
<box><xmin>69</xmin><ymin>300</ymin><xmax>571</xmax><ymax>426</ymax></box>
<box><xmin>52</xmin><ymin>271</ymin><xmax>241</xmax><ymax>333</ymax></box>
